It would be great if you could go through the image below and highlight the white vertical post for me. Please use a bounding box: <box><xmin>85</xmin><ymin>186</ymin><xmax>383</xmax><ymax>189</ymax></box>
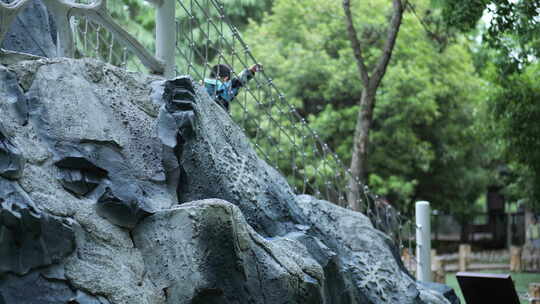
<box><xmin>416</xmin><ymin>200</ymin><xmax>431</xmax><ymax>282</ymax></box>
<box><xmin>43</xmin><ymin>0</ymin><xmax>74</xmax><ymax>57</ymax></box>
<box><xmin>156</xmin><ymin>0</ymin><xmax>176</xmax><ymax>78</ymax></box>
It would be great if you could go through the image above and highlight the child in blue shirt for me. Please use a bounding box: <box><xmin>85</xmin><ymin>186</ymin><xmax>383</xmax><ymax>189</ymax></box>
<box><xmin>204</xmin><ymin>63</ymin><xmax>262</xmax><ymax>111</ymax></box>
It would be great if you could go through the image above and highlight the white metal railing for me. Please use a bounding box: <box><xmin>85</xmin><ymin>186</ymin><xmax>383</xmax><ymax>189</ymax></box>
<box><xmin>1</xmin><ymin>0</ymin><xmax>164</xmax><ymax>73</ymax></box>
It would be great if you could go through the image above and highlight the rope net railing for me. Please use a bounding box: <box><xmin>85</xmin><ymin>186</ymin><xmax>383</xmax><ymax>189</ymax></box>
<box><xmin>176</xmin><ymin>0</ymin><xmax>353</xmax><ymax>204</ymax></box>
<box><xmin>22</xmin><ymin>0</ymin><xmax>417</xmax><ymax>260</ymax></box>
<box><xmin>174</xmin><ymin>0</ymin><xmax>416</xmax><ymax>258</ymax></box>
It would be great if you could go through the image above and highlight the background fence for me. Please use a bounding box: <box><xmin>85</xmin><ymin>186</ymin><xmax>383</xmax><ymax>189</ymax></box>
<box><xmin>432</xmin><ymin>212</ymin><xmax>526</xmax><ymax>250</ymax></box>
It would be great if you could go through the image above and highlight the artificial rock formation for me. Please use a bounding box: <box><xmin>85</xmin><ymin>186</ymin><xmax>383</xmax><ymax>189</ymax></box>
<box><xmin>0</xmin><ymin>178</ymin><xmax>75</xmax><ymax>275</ymax></box>
<box><xmin>0</xmin><ymin>52</ymin><xmax>456</xmax><ymax>304</ymax></box>
<box><xmin>1</xmin><ymin>0</ymin><xmax>57</xmax><ymax>58</ymax></box>
<box><xmin>0</xmin><ymin>125</ymin><xmax>25</xmax><ymax>179</ymax></box>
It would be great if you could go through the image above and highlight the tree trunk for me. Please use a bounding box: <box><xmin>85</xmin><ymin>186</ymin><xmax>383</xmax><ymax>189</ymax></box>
<box><xmin>343</xmin><ymin>0</ymin><xmax>405</xmax><ymax>211</ymax></box>
<box><xmin>347</xmin><ymin>89</ymin><xmax>376</xmax><ymax>210</ymax></box>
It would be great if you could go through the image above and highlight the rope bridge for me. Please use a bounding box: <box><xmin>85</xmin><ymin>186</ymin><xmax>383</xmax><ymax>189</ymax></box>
<box><xmin>174</xmin><ymin>0</ymin><xmax>415</xmax><ymax>249</ymax></box>
<box><xmin>0</xmin><ymin>0</ymin><xmax>417</xmax><ymax>262</ymax></box>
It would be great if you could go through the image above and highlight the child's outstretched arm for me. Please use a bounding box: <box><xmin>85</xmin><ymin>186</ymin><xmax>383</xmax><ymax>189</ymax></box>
<box><xmin>231</xmin><ymin>64</ymin><xmax>263</xmax><ymax>89</ymax></box>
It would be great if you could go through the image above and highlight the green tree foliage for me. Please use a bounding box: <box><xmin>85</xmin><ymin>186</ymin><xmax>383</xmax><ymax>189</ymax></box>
<box><xmin>436</xmin><ymin>0</ymin><xmax>540</xmax><ymax>61</ymax></box>
<box><xmin>438</xmin><ymin>0</ymin><xmax>540</xmax><ymax>209</ymax></box>
<box><xmin>245</xmin><ymin>0</ymin><xmax>489</xmax><ymax>213</ymax></box>
<box><xmin>490</xmin><ymin>63</ymin><xmax>540</xmax><ymax>208</ymax></box>
<box><xmin>115</xmin><ymin>0</ymin><xmax>273</xmax><ymax>38</ymax></box>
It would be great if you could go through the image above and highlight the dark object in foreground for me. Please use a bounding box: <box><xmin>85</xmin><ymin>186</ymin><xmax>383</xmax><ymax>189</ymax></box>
<box><xmin>456</xmin><ymin>272</ymin><xmax>520</xmax><ymax>304</ymax></box>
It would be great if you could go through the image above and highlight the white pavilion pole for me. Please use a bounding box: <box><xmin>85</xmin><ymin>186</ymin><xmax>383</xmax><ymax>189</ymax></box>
<box><xmin>416</xmin><ymin>200</ymin><xmax>432</xmax><ymax>282</ymax></box>
<box><xmin>156</xmin><ymin>0</ymin><xmax>176</xmax><ymax>78</ymax></box>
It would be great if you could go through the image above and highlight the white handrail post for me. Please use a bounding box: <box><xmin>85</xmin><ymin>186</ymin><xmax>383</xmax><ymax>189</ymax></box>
<box><xmin>156</xmin><ymin>0</ymin><xmax>176</xmax><ymax>78</ymax></box>
<box><xmin>416</xmin><ymin>200</ymin><xmax>431</xmax><ymax>282</ymax></box>
<box><xmin>43</xmin><ymin>1</ymin><xmax>74</xmax><ymax>58</ymax></box>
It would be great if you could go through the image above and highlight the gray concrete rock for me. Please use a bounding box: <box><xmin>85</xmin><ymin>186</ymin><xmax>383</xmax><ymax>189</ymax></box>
<box><xmin>296</xmin><ymin>195</ymin><xmax>453</xmax><ymax>303</ymax></box>
<box><xmin>0</xmin><ymin>54</ymin><xmax>454</xmax><ymax>304</ymax></box>
<box><xmin>0</xmin><ymin>65</ymin><xmax>28</xmax><ymax>126</ymax></box>
<box><xmin>418</xmin><ymin>282</ymin><xmax>461</xmax><ymax>304</ymax></box>
<box><xmin>0</xmin><ymin>125</ymin><xmax>25</xmax><ymax>179</ymax></box>
<box><xmin>71</xmin><ymin>290</ymin><xmax>112</xmax><ymax>304</ymax></box>
<box><xmin>63</xmin><ymin>214</ymin><xmax>163</xmax><ymax>304</ymax></box>
<box><xmin>0</xmin><ymin>65</ymin><xmax>50</xmax><ymax>166</ymax></box>
<box><xmin>22</xmin><ymin>59</ymin><xmax>172</xmax><ymax>228</ymax></box>
<box><xmin>51</xmin><ymin>142</ymin><xmax>155</xmax><ymax>228</ymax></box>
<box><xmin>156</xmin><ymin>76</ymin><xmax>306</xmax><ymax>237</ymax></box>
<box><xmin>0</xmin><ymin>271</ymin><xmax>76</xmax><ymax>304</ymax></box>
<box><xmin>0</xmin><ymin>55</ymin><xmax>168</xmax><ymax>304</ymax></box>
<box><xmin>0</xmin><ymin>177</ymin><xmax>75</xmax><ymax>276</ymax></box>
<box><xmin>157</xmin><ymin>75</ymin><xmax>451</xmax><ymax>303</ymax></box>
<box><xmin>133</xmin><ymin>200</ymin><xmax>325</xmax><ymax>304</ymax></box>
<box><xmin>0</xmin><ymin>267</ymin><xmax>112</xmax><ymax>304</ymax></box>
<box><xmin>1</xmin><ymin>0</ymin><xmax>57</xmax><ymax>58</ymax></box>
<box><xmin>95</xmin><ymin>185</ymin><xmax>153</xmax><ymax>229</ymax></box>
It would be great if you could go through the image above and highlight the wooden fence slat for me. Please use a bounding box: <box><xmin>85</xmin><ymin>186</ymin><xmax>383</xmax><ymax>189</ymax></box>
<box><xmin>529</xmin><ymin>283</ymin><xmax>540</xmax><ymax>304</ymax></box>
<box><xmin>459</xmin><ymin>244</ymin><xmax>471</xmax><ymax>272</ymax></box>
<box><xmin>510</xmin><ymin>246</ymin><xmax>522</xmax><ymax>272</ymax></box>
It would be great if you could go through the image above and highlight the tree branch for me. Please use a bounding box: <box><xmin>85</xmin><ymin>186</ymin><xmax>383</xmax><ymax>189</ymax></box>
<box><xmin>343</xmin><ymin>0</ymin><xmax>370</xmax><ymax>87</ymax></box>
<box><xmin>370</xmin><ymin>0</ymin><xmax>405</xmax><ymax>89</ymax></box>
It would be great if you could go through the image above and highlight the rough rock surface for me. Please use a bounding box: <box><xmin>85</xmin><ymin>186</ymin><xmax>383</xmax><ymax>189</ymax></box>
<box><xmin>0</xmin><ymin>53</ymin><xmax>455</xmax><ymax>304</ymax></box>
<box><xmin>133</xmin><ymin>200</ymin><xmax>325</xmax><ymax>304</ymax></box>
<box><xmin>0</xmin><ymin>125</ymin><xmax>25</xmax><ymax>179</ymax></box>
<box><xmin>1</xmin><ymin>0</ymin><xmax>57</xmax><ymax>58</ymax></box>
<box><xmin>0</xmin><ymin>177</ymin><xmax>75</xmax><ymax>275</ymax></box>
<box><xmin>154</xmin><ymin>76</ymin><xmax>452</xmax><ymax>303</ymax></box>
<box><xmin>156</xmin><ymin>77</ymin><xmax>306</xmax><ymax>237</ymax></box>
<box><xmin>419</xmin><ymin>282</ymin><xmax>460</xmax><ymax>304</ymax></box>
<box><xmin>0</xmin><ymin>55</ymin><xmax>168</xmax><ymax>304</ymax></box>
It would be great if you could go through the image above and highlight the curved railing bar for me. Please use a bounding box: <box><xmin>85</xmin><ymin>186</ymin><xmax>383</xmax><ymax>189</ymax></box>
<box><xmin>68</xmin><ymin>0</ymin><xmax>165</xmax><ymax>74</ymax></box>
<box><xmin>1</xmin><ymin>0</ymin><xmax>165</xmax><ymax>74</ymax></box>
